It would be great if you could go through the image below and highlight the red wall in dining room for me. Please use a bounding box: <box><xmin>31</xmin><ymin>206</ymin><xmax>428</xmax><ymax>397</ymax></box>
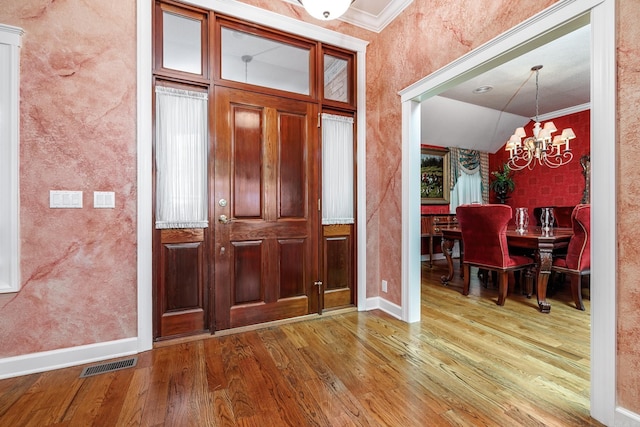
<box><xmin>488</xmin><ymin>109</ymin><xmax>591</xmax><ymax>221</ymax></box>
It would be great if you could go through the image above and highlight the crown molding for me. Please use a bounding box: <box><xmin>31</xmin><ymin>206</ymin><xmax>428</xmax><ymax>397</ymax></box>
<box><xmin>285</xmin><ymin>0</ymin><xmax>413</xmax><ymax>33</ymax></box>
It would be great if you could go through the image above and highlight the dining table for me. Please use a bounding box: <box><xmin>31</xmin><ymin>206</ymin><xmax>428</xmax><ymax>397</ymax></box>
<box><xmin>439</xmin><ymin>226</ymin><xmax>573</xmax><ymax>313</ymax></box>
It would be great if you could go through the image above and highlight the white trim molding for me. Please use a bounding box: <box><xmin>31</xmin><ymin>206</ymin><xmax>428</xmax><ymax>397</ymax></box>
<box><xmin>139</xmin><ymin>1</ymin><xmax>369</xmax><ymax>343</ymax></box>
<box><xmin>366</xmin><ymin>297</ymin><xmax>402</xmax><ymax>320</ymax></box>
<box><xmin>281</xmin><ymin>0</ymin><xmax>414</xmax><ymax>33</ymax></box>
<box><xmin>0</xmin><ymin>24</ymin><xmax>23</xmax><ymax>294</ymax></box>
<box><xmin>136</xmin><ymin>0</ymin><xmax>153</xmax><ymax>353</ymax></box>
<box><xmin>0</xmin><ymin>338</ymin><xmax>138</xmax><ymax>380</ymax></box>
<box><xmin>400</xmin><ymin>0</ymin><xmax>620</xmax><ymax>425</ymax></box>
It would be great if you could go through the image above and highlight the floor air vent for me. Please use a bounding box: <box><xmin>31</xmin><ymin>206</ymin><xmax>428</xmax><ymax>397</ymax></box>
<box><xmin>79</xmin><ymin>357</ymin><xmax>138</xmax><ymax>378</ymax></box>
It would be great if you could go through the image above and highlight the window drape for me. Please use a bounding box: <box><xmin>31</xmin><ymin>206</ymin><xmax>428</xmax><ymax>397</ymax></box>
<box><xmin>449</xmin><ymin>148</ymin><xmax>489</xmax><ymax>212</ymax></box>
<box><xmin>321</xmin><ymin>113</ymin><xmax>354</xmax><ymax>225</ymax></box>
<box><xmin>155</xmin><ymin>86</ymin><xmax>208</xmax><ymax>229</ymax></box>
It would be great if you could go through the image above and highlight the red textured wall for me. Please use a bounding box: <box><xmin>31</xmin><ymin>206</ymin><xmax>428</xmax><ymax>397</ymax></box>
<box><xmin>489</xmin><ymin>110</ymin><xmax>591</xmax><ymax>221</ymax></box>
<box><xmin>420</xmin><ymin>110</ymin><xmax>590</xmax><ymax>219</ymax></box>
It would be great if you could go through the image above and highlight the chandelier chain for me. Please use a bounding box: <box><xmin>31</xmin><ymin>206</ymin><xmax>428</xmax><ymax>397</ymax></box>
<box><xmin>534</xmin><ymin>69</ymin><xmax>539</xmax><ymax>123</ymax></box>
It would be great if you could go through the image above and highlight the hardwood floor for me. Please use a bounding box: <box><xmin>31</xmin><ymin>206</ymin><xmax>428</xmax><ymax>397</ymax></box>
<box><xmin>0</xmin><ymin>260</ymin><xmax>602</xmax><ymax>426</ymax></box>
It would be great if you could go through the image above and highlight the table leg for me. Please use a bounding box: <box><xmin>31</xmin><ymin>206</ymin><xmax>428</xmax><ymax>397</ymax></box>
<box><xmin>458</xmin><ymin>240</ymin><xmax>464</xmax><ymax>277</ymax></box>
<box><xmin>440</xmin><ymin>236</ymin><xmax>455</xmax><ymax>285</ymax></box>
<box><xmin>429</xmin><ymin>235</ymin><xmax>433</xmax><ymax>268</ymax></box>
<box><xmin>536</xmin><ymin>249</ymin><xmax>553</xmax><ymax>313</ymax></box>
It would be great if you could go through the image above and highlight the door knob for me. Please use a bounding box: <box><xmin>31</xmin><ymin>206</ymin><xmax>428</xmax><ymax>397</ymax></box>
<box><xmin>218</xmin><ymin>214</ymin><xmax>230</xmax><ymax>224</ymax></box>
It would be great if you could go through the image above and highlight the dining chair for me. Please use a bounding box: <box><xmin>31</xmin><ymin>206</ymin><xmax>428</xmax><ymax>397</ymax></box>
<box><xmin>532</xmin><ymin>206</ymin><xmax>575</xmax><ymax>228</ymax></box>
<box><xmin>551</xmin><ymin>204</ymin><xmax>590</xmax><ymax>310</ymax></box>
<box><xmin>456</xmin><ymin>204</ymin><xmax>536</xmax><ymax>306</ymax></box>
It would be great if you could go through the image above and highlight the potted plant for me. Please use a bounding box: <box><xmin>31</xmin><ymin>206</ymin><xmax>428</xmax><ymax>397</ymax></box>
<box><xmin>490</xmin><ymin>163</ymin><xmax>515</xmax><ymax>204</ymax></box>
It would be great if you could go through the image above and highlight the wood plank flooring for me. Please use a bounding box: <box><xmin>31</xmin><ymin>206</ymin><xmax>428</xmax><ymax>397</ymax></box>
<box><xmin>0</xmin><ymin>260</ymin><xmax>602</xmax><ymax>426</ymax></box>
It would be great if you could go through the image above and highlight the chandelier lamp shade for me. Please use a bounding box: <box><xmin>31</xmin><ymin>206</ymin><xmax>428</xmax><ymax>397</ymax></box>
<box><xmin>505</xmin><ymin>65</ymin><xmax>577</xmax><ymax>171</ymax></box>
<box><xmin>297</xmin><ymin>0</ymin><xmax>354</xmax><ymax>20</ymax></box>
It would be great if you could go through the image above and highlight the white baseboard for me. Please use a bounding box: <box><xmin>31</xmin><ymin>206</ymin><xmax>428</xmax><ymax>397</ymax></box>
<box><xmin>0</xmin><ymin>338</ymin><xmax>139</xmax><ymax>380</ymax></box>
<box><xmin>616</xmin><ymin>407</ymin><xmax>640</xmax><ymax>427</ymax></box>
<box><xmin>366</xmin><ymin>296</ymin><xmax>402</xmax><ymax>319</ymax></box>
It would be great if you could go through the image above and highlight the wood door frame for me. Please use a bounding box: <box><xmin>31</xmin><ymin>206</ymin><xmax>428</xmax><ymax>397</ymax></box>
<box><xmin>137</xmin><ymin>0</ymin><xmax>368</xmax><ymax>350</ymax></box>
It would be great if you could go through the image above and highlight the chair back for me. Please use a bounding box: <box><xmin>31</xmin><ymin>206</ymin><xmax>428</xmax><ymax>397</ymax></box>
<box><xmin>532</xmin><ymin>205</ymin><xmax>574</xmax><ymax>227</ymax></box>
<box><xmin>456</xmin><ymin>204</ymin><xmax>512</xmax><ymax>268</ymax></box>
<box><xmin>565</xmin><ymin>204</ymin><xmax>590</xmax><ymax>271</ymax></box>
<box><xmin>553</xmin><ymin>206</ymin><xmax>575</xmax><ymax>228</ymax></box>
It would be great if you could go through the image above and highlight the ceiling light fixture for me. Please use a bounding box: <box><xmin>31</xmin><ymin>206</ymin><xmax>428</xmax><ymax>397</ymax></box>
<box><xmin>505</xmin><ymin>65</ymin><xmax>576</xmax><ymax>170</ymax></box>
<box><xmin>297</xmin><ymin>0</ymin><xmax>354</xmax><ymax>21</ymax></box>
<box><xmin>472</xmin><ymin>85</ymin><xmax>493</xmax><ymax>94</ymax></box>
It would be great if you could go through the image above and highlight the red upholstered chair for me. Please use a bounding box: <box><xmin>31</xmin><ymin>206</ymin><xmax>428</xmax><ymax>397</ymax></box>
<box><xmin>551</xmin><ymin>204</ymin><xmax>591</xmax><ymax>310</ymax></box>
<box><xmin>456</xmin><ymin>204</ymin><xmax>535</xmax><ymax>306</ymax></box>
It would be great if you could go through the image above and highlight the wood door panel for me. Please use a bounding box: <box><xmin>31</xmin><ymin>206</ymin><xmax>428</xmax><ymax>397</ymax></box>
<box><xmin>322</xmin><ymin>224</ymin><xmax>354</xmax><ymax>309</ymax></box>
<box><xmin>228</xmin><ymin>221</ymin><xmax>308</xmax><ymax>240</ymax></box>
<box><xmin>158</xmin><ymin>229</ymin><xmax>207</xmax><ymax>338</ymax></box>
<box><xmin>232</xmin><ymin>106</ymin><xmax>262</xmax><ymax>218</ymax></box>
<box><xmin>232</xmin><ymin>241</ymin><xmax>262</xmax><ymax>305</ymax></box>
<box><xmin>215</xmin><ymin>87</ymin><xmax>319</xmax><ymax>330</ymax></box>
<box><xmin>324</xmin><ymin>288</ymin><xmax>352</xmax><ymax>307</ymax></box>
<box><xmin>163</xmin><ymin>242</ymin><xmax>201</xmax><ymax>309</ymax></box>
<box><xmin>325</xmin><ymin>237</ymin><xmax>350</xmax><ymax>291</ymax></box>
<box><xmin>230</xmin><ymin>296</ymin><xmax>308</xmax><ymax>328</ymax></box>
<box><xmin>279</xmin><ymin>239</ymin><xmax>306</xmax><ymax>298</ymax></box>
<box><xmin>279</xmin><ymin>113</ymin><xmax>305</xmax><ymax>218</ymax></box>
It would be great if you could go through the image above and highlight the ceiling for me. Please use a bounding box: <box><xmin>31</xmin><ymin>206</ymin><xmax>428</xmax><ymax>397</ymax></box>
<box><xmin>292</xmin><ymin>1</ymin><xmax>592</xmax><ymax>154</ymax></box>
<box><xmin>340</xmin><ymin>0</ymin><xmax>414</xmax><ymax>33</ymax></box>
<box><xmin>421</xmin><ymin>23</ymin><xmax>591</xmax><ymax>153</ymax></box>
<box><xmin>342</xmin><ymin>0</ymin><xmax>591</xmax><ymax>154</ymax></box>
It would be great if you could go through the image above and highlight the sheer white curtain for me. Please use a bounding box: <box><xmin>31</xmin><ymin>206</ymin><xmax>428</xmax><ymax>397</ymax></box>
<box><xmin>449</xmin><ymin>170</ymin><xmax>483</xmax><ymax>209</ymax></box>
<box><xmin>322</xmin><ymin>113</ymin><xmax>354</xmax><ymax>224</ymax></box>
<box><xmin>449</xmin><ymin>148</ymin><xmax>488</xmax><ymax>213</ymax></box>
<box><xmin>155</xmin><ymin>86</ymin><xmax>208</xmax><ymax>229</ymax></box>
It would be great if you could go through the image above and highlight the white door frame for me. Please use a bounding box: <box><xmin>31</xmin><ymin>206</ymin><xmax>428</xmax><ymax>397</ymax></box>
<box><xmin>399</xmin><ymin>1</ymin><xmax>616</xmax><ymax>425</ymax></box>
<box><xmin>136</xmin><ymin>2</ymin><xmax>368</xmax><ymax>347</ymax></box>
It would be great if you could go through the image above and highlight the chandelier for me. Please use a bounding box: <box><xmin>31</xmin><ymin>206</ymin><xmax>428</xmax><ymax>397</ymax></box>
<box><xmin>297</xmin><ymin>0</ymin><xmax>354</xmax><ymax>21</ymax></box>
<box><xmin>505</xmin><ymin>65</ymin><xmax>576</xmax><ymax>171</ymax></box>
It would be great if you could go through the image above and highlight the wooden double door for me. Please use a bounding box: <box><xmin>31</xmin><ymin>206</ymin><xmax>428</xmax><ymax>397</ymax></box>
<box><xmin>155</xmin><ymin>86</ymin><xmax>355</xmax><ymax>339</ymax></box>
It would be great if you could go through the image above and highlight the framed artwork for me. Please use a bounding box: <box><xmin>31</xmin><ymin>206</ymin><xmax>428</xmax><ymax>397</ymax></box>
<box><xmin>421</xmin><ymin>147</ymin><xmax>450</xmax><ymax>205</ymax></box>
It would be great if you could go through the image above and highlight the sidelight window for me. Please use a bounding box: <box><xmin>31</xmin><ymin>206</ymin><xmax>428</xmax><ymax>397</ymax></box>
<box><xmin>321</xmin><ymin>113</ymin><xmax>354</xmax><ymax>225</ymax></box>
<box><xmin>155</xmin><ymin>86</ymin><xmax>208</xmax><ymax>229</ymax></box>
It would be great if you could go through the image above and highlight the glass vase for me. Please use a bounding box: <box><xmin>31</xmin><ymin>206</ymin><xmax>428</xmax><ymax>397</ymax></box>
<box><xmin>540</xmin><ymin>207</ymin><xmax>555</xmax><ymax>232</ymax></box>
<box><xmin>514</xmin><ymin>207</ymin><xmax>529</xmax><ymax>233</ymax></box>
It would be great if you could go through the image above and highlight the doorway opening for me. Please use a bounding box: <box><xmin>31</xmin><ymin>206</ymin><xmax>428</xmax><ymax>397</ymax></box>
<box><xmin>399</xmin><ymin>1</ymin><xmax>616</xmax><ymax>424</ymax></box>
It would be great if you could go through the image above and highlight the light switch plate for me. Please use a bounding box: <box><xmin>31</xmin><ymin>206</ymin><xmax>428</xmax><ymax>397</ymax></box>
<box><xmin>94</xmin><ymin>191</ymin><xmax>115</xmax><ymax>209</ymax></box>
<box><xmin>50</xmin><ymin>191</ymin><xmax>83</xmax><ymax>208</ymax></box>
